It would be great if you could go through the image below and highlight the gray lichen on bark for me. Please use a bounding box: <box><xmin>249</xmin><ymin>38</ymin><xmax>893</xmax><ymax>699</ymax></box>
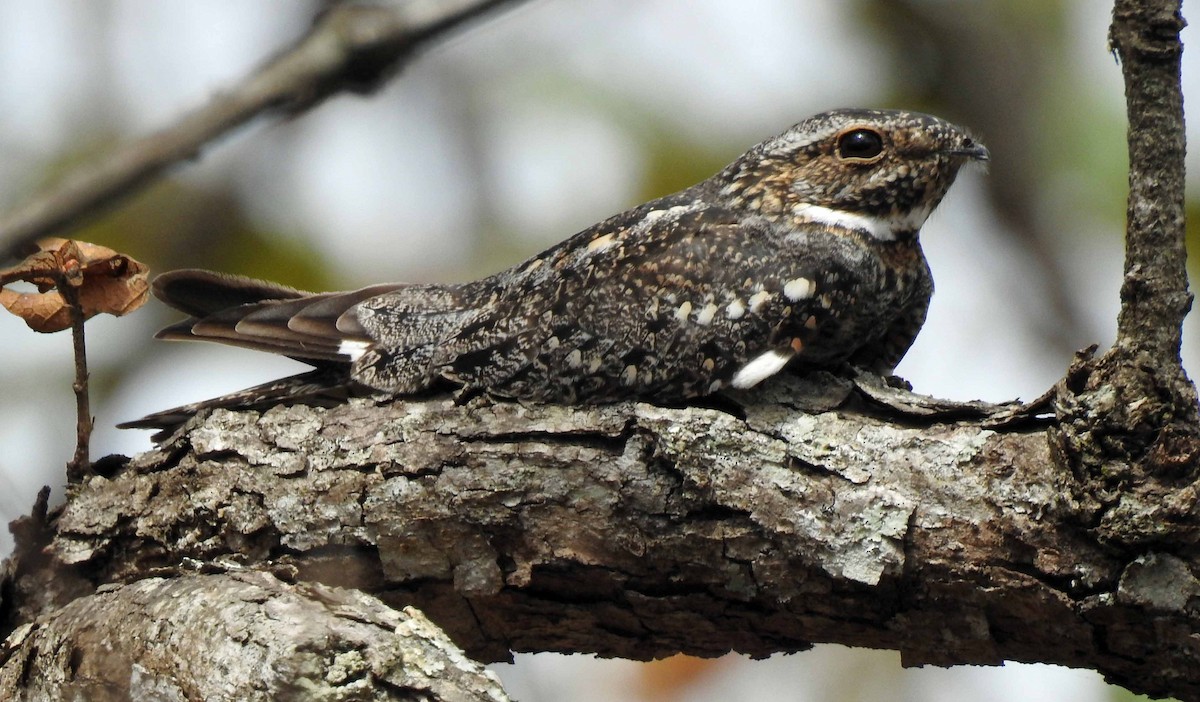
<box><xmin>6</xmin><ymin>370</ymin><xmax>1197</xmax><ymax>699</ymax></box>
<box><xmin>0</xmin><ymin>570</ymin><xmax>508</xmax><ymax>701</ymax></box>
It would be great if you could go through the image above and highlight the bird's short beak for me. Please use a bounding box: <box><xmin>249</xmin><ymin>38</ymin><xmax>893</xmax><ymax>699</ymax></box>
<box><xmin>951</xmin><ymin>139</ymin><xmax>990</xmax><ymax>162</ymax></box>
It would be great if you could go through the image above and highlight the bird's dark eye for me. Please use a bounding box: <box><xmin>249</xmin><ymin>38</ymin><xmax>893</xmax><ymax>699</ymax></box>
<box><xmin>836</xmin><ymin>128</ymin><xmax>885</xmax><ymax>161</ymax></box>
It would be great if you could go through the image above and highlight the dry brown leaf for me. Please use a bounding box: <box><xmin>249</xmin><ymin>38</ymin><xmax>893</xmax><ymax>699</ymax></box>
<box><xmin>0</xmin><ymin>238</ymin><xmax>149</xmax><ymax>333</ymax></box>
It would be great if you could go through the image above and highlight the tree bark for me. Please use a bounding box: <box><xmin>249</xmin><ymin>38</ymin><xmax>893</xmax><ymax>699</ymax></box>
<box><xmin>1051</xmin><ymin>0</ymin><xmax>1200</xmax><ymax>559</ymax></box>
<box><xmin>0</xmin><ymin>373</ymin><xmax>1197</xmax><ymax>700</ymax></box>
<box><xmin>0</xmin><ymin>570</ymin><xmax>508</xmax><ymax>702</ymax></box>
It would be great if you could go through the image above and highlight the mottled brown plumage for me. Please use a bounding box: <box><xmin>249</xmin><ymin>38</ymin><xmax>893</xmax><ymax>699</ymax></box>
<box><xmin>125</xmin><ymin>109</ymin><xmax>987</xmax><ymax>431</ymax></box>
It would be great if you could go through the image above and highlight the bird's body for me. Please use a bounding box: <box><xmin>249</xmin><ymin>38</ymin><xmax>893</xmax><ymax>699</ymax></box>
<box><xmin>127</xmin><ymin>109</ymin><xmax>987</xmax><ymax>430</ymax></box>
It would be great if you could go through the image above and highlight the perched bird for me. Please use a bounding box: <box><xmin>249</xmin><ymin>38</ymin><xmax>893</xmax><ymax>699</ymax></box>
<box><xmin>124</xmin><ymin>108</ymin><xmax>987</xmax><ymax>431</ymax></box>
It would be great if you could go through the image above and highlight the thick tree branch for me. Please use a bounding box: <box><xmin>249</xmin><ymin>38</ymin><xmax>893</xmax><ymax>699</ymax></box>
<box><xmin>4</xmin><ymin>376</ymin><xmax>1199</xmax><ymax>699</ymax></box>
<box><xmin>0</xmin><ymin>570</ymin><xmax>509</xmax><ymax>701</ymax></box>
<box><xmin>0</xmin><ymin>0</ymin><xmax>529</xmax><ymax>260</ymax></box>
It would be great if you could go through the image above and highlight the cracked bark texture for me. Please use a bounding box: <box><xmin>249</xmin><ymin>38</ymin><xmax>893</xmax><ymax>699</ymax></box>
<box><xmin>0</xmin><ymin>570</ymin><xmax>508</xmax><ymax>702</ymax></box>
<box><xmin>3</xmin><ymin>1</ymin><xmax>1200</xmax><ymax>700</ymax></box>
<box><xmin>1051</xmin><ymin>0</ymin><xmax>1200</xmax><ymax>572</ymax></box>
<box><xmin>1054</xmin><ymin>5</ymin><xmax>1197</xmax><ymax>453</ymax></box>
<box><xmin>2</xmin><ymin>374</ymin><xmax>1199</xmax><ymax>700</ymax></box>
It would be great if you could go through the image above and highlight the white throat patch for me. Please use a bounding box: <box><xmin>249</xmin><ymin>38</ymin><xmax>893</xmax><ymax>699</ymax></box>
<box><xmin>793</xmin><ymin>203</ymin><xmax>929</xmax><ymax>242</ymax></box>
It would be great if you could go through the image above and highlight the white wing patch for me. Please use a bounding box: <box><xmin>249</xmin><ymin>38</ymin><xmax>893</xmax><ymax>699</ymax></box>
<box><xmin>674</xmin><ymin>301</ymin><xmax>693</xmax><ymax>322</ymax></box>
<box><xmin>730</xmin><ymin>349</ymin><xmax>793</xmax><ymax>389</ymax></box>
<box><xmin>338</xmin><ymin>339</ymin><xmax>372</xmax><ymax>361</ymax></box>
<box><xmin>748</xmin><ymin>290</ymin><xmax>772</xmax><ymax>313</ymax></box>
<box><xmin>783</xmin><ymin>277</ymin><xmax>816</xmax><ymax>301</ymax></box>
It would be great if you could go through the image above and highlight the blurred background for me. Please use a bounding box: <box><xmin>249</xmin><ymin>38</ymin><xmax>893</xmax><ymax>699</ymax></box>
<box><xmin>0</xmin><ymin>1</ymin><xmax>1189</xmax><ymax>700</ymax></box>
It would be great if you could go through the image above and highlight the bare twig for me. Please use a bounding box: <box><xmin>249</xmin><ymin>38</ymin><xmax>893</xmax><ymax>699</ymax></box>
<box><xmin>57</xmin><ymin>275</ymin><xmax>91</xmax><ymax>482</ymax></box>
<box><xmin>0</xmin><ymin>0</ymin><xmax>529</xmax><ymax>260</ymax></box>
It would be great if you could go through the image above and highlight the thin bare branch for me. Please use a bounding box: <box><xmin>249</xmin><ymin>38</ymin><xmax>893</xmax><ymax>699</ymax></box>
<box><xmin>58</xmin><ymin>276</ymin><xmax>91</xmax><ymax>482</ymax></box>
<box><xmin>0</xmin><ymin>0</ymin><xmax>529</xmax><ymax>260</ymax></box>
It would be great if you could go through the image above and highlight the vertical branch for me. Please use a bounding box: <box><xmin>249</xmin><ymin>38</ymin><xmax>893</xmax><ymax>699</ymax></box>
<box><xmin>1109</xmin><ymin>0</ymin><xmax>1190</xmax><ymax>357</ymax></box>
<box><xmin>1051</xmin><ymin>0</ymin><xmax>1198</xmax><ymax>545</ymax></box>
<box><xmin>58</xmin><ymin>276</ymin><xmax>92</xmax><ymax>481</ymax></box>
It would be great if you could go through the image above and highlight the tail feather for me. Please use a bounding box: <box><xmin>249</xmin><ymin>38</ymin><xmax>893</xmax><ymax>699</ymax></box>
<box><xmin>157</xmin><ymin>324</ymin><xmax>347</xmax><ymax>361</ymax></box>
<box><xmin>288</xmin><ymin>283</ymin><xmax>400</xmax><ymax>337</ymax></box>
<box><xmin>151</xmin><ymin>270</ymin><xmax>403</xmax><ymax>365</ymax></box>
<box><xmin>153</xmin><ymin>269</ymin><xmax>308</xmax><ymax>317</ymax></box>
<box><xmin>116</xmin><ymin>368</ymin><xmax>364</xmax><ymax>439</ymax></box>
<box><xmin>127</xmin><ymin>269</ymin><xmax>476</xmax><ymax>436</ymax></box>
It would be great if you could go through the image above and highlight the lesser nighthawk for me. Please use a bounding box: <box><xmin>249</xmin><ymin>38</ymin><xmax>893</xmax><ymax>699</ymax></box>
<box><xmin>125</xmin><ymin>108</ymin><xmax>987</xmax><ymax>430</ymax></box>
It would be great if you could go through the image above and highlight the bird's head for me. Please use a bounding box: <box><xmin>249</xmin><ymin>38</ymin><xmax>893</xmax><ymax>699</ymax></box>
<box><xmin>720</xmin><ymin>109</ymin><xmax>989</xmax><ymax>242</ymax></box>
